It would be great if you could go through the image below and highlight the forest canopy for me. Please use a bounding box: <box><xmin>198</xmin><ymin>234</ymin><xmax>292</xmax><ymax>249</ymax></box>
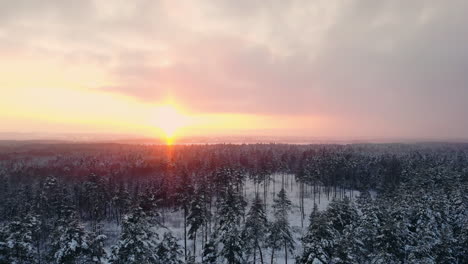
<box><xmin>0</xmin><ymin>142</ymin><xmax>467</xmax><ymax>263</ymax></box>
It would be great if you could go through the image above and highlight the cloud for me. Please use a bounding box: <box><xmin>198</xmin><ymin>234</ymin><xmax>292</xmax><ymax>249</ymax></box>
<box><xmin>2</xmin><ymin>0</ymin><xmax>468</xmax><ymax>138</ymax></box>
<box><xmin>103</xmin><ymin>35</ymin><xmax>323</xmax><ymax>115</ymax></box>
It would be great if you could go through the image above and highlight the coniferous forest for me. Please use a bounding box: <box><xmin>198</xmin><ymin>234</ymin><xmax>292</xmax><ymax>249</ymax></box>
<box><xmin>0</xmin><ymin>142</ymin><xmax>467</xmax><ymax>263</ymax></box>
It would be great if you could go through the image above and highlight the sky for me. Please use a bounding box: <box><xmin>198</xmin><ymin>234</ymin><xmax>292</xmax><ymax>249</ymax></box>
<box><xmin>1</xmin><ymin>0</ymin><xmax>468</xmax><ymax>141</ymax></box>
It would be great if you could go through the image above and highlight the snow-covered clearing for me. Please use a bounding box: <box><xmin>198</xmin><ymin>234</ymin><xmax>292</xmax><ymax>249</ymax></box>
<box><xmin>100</xmin><ymin>173</ymin><xmax>359</xmax><ymax>263</ymax></box>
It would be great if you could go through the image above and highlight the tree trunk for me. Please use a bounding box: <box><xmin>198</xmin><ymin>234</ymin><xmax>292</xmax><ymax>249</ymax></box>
<box><xmin>193</xmin><ymin>233</ymin><xmax>196</xmax><ymax>260</ymax></box>
<box><xmin>282</xmin><ymin>174</ymin><xmax>284</xmax><ymax>189</ymax></box>
<box><xmin>253</xmin><ymin>245</ymin><xmax>257</xmax><ymax>264</ymax></box>
<box><xmin>318</xmin><ymin>185</ymin><xmax>321</xmax><ymax>204</ymax></box>
<box><xmin>313</xmin><ymin>183</ymin><xmax>316</xmax><ymax>204</ymax></box>
<box><xmin>264</xmin><ymin>175</ymin><xmax>267</xmax><ymax>212</ymax></box>
<box><xmin>270</xmin><ymin>248</ymin><xmax>275</xmax><ymax>264</ymax></box>
<box><xmin>284</xmin><ymin>242</ymin><xmax>288</xmax><ymax>264</ymax></box>
<box><xmin>184</xmin><ymin>207</ymin><xmax>187</xmax><ymax>261</ymax></box>
<box><xmin>273</xmin><ymin>175</ymin><xmax>276</xmax><ymax>197</ymax></box>
<box><xmin>258</xmin><ymin>244</ymin><xmax>264</xmax><ymax>264</ymax></box>
<box><xmin>301</xmin><ymin>182</ymin><xmax>304</xmax><ymax>228</ymax></box>
<box><xmin>37</xmin><ymin>240</ymin><xmax>41</xmax><ymax>264</ymax></box>
<box><xmin>208</xmin><ymin>197</ymin><xmax>212</xmax><ymax>237</ymax></box>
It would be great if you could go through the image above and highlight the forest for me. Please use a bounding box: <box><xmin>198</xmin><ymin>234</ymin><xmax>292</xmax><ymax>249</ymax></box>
<box><xmin>0</xmin><ymin>142</ymin><xmax>467</xmax><ymax>263</ymax></box>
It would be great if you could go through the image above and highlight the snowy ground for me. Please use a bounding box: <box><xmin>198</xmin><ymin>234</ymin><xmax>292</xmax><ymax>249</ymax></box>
<box><xmin>101</xmin><ymin>173</ymin><xmax>360</xmax><ymax>264</ymax></box>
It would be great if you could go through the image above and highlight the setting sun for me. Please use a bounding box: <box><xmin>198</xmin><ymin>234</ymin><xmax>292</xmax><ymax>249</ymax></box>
<box><xmin>152</xmin><ymin>104</ymin><xmax>192</xmax><ymax>144</ymax></box>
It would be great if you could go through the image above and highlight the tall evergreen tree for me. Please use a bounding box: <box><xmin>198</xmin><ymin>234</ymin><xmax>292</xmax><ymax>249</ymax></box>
<box><xmin>109</xmin><ymin>207</ymin><xmax>160</xmax><ymax>264</ymax></box>
<box><xmin>174</xmin><ymin>170</ymin><xmax>194</xmax><ymax>261</ymax></box>
<box><xmin>324</xmin><ymin>197</ymin><xmax>358</xmax><ymax>263</ymax></box>
<box><xmin>157</xmin><ymin>232</ymin><xmax>184</xmax><ymax>264</ymax></box>
<box><xmin>217</xmin><ymin>185</ymin><xmax>246</xmax><ymax>264</ymax></box>
<box><xmin>268</xmin><ymin>188</ymin><xmax>294</xmax><ymax>264</ymax></box>
<box><xmin>352</xmin><ymin>191</ymin><xmax>381</xmax><ymax>263</ymax></box>
<box><xmin>86</xmin><ymin>233</ymin><xmax>108</xmax><ymax>264</ymax></box>
<box><xmin>300</xmin><ymin>198</ymin><xmax>358</xmax><ymax>264</ymax></box>
<box><xmin>48</xmin><ymin>212</ymin><xmax>106</xmax><ymax>264</ymax></box>
<box><xmin>202</xmin><ymin>236</ymin><xmax>218</xmax><ymax>264</ymax></box>
<box><xmin>0</xmin><ymin>213</ymin><xmax>40</xmax><ymax>264</ymax></box>
<box><xmin>374</xmin><ymin>203</ymin><xmax>410</xmax><ymax>263</ymax></box>
<box><xmin>242</xmin><ymin>195</ymin><xmax>268</xmax><ymax>264</ymax></box>
<box><xmin>81</xmin><ymin>174</ymin><xmax>107</xmax><ymax>232</ymax></box>
<box><xmin>187</xmin><ymin>187</ymin><xmax>210</xmax><ymax>259</ymax></box>
<box><xmin>112</xmin><ymin>183</ymin><xmax>131</xmax><ymax>225</ymax></box>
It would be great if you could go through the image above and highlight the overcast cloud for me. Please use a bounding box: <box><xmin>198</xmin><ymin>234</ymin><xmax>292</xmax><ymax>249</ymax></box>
<box><xmin>1</xmin><ymin>0</ymin><xmax>468</xmax><ymax>139</ymax></box>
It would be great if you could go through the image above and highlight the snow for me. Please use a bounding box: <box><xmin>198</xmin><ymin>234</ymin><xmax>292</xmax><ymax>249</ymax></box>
<box><xmin>69</xmin><ymin>239</ymin><xmax>78</xmax><ymax>251</ymax></box>
<box><xmin>99</xmin><ymin>173</ymin><xmax>360</xmax><ymax>263</ymax></box>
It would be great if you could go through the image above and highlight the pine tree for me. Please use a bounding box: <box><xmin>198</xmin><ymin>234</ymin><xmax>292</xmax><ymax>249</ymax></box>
<box><xmin>112</xmin><ymin>183</ymin><xmax>131</xmax><ymax>225</ymax></box>
<box><xmin>139</xmin><ymin>185</ymin><xmax>160</xmax><ymax>217</ymax></box>
<box><xmin>174</xmin><ymin>170</ymin><xmax>194</xmax><ymax>261</ymax></box>
<box><xmin>0</xmin><ymin>222</ymin><xmax>7</xmax><ymax>264</ymax></box>
<box><xmin>39</xmin><ymin>176</ymin><xmax>62</xmax><ymax>220</ymax></box>
<box><xmin>324</xmin><ymin>197</ymin><xmax>358</xmax><ymax>263</ymax></box>
<box><xmin>456</xmin><ymin>220</ymin><xmax>468</xmax><ymax>264</ymax></box>
<box><xmin>48</xmin><ymin>212</ymin><xmax>106</xmax><ymax>264</ymax></box>
<box><xmin>352</xmin><ymin>191</ymin><xmax>380</xmax><ymax>263</ymax></box>
<box><xmin>406</xmin><ymin>196</ymin><xmax>440</xmax><ymax>263</ymax></box>
<box><xmin>433</xmin><ymin>225</ymin><xmax>457</xmax><ymax>264</ymax></box>
<box><xmin>48</xmin><ymin>213</ymin><xmax>90</xmax><ymax>264</ymax></box>
<box><xmin>86</xmin><ymin>230</ymin><xmax>108</xmax><ymax>264</ymax></box>
<box><xmin>157</xmin><ymin>232</ymin><xmax>184</xmax><ymax>264</ymax></box>
<box><xmin>300</xmin><ymin>203</ymin><xmax>331</xmax><ymax>264</ymax></box>
<box><xmin>217</xmin><ymin>185</ymin><xmax>246</xmax><ymax>264</ymax></box>
<box><xmin>109</xmin><ymin>207</ymin><xmax>160</xmax><ymax>264</ymax></box>
<box><xmin>373</xmin><ymin>203</ymin><xmax>408</xmax><ymax>263</ymax></box>
<box><xmin>242</xmin><ymin>195</ymin><xmax>268</xmax><ymax>264</ymax></box>
<box><xmin>268</xmin><ymin>188</ymin><xmax>294</xmax><ymax>264</ymax></box>
<box><xmin>300</xmin><ymin>198</ymin><xmax>358</xmax><ymax>264</ymax></box>
<box><xmin>202</xmin><ymin>237</ymin><xmax>218</xmax><ymax>264</ymax></box>
<box><xmin>82</xmin><ymin>174</ymin><xmax>107</xmax><ymax>232</ymax></box>
<box><xmin>187</xmin><ymin>188</ymin><xmax>208</xmax><ymax>258</ymax></box>
<box><xmin>0</xmin><ymin>213</ymin><xmax>40</xmax><ymax>264</ymax></box>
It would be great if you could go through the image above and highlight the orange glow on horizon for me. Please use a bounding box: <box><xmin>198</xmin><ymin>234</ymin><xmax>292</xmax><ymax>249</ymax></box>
<box><xmin>151</xmin><ymin>103</ymin><xmax>192</xmax><ymax>144</ymax></box>
<box><xmin>0</xmin><ymin>86</ymin><xmax>327</xmax><ymax>139</ymax></box>
<box><xmin>165</xmin><ymin>135</ymin><xmax>175</xmax><ymax>145</ymax></box>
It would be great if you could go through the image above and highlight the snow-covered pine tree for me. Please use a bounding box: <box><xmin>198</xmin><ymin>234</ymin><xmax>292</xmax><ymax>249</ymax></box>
<box><xmin>433</xmin><ymin>225</ymin><xmax>458</xmax><ymax>264</ymax></box>
<box><xmin>300</xmin><ymin>198</ymin><xmax>358</xmax><ymax>264</ymax></box>
<box><xmin>138</xmin><ymin>185</ymin><xmax>160</xmax><ymax>217</ymax></box>
<box><xmin>299</xmin><ymin>203</ymin><xmax>330</xmax><ymax>264</ymax></box>
<box><xmin>456</xmin><ymin>220</ymin><xmax>468</xmax><ymax>264</ymax></box>
<box><xmin>0</xmin><ymin>222</ymin><xmax>6</xmax><ymax>263</ymax></box>
<box><xmin>39</xmin><ymin>176</ymin><xmax>62</xmax><ymax>220</ymax></box>
<box><xmin>352</xmin><ymin>191</ymin><xmax>381</xmax><ymax>263</ymax></box>
<box><xmin>202</xmin><ymin>236</ymin><xmax>218</xmax><ymax>264</ymax></box>
<box><xmin>174</xmin><ymin>170</ymin><xmax>194</xmax><ymax>261</ymax></box>
<box><xmin>217</xmin><ymin>184</ymin><xmax>246</xmax><ymax>264</ymax></box>
<box><xmin>157</xmin><ymin>232</ymin><xmax>184</xmax><ymax>264</ymax></box>
<box><xmin>323</xmin><ymin>197</ymin><xmax>358</xmax><ymax>263</ymax></box>
<box><xmin>109</xmin><ymin>206</ymin><xmax>160</xmax><ymax>264</ymax></box>
<box><xmin>86</xmin><ymin>232</ymin><xmax>108</xmax><ymax>264</ymax></box>
<box><xmin>242</xmin><ymin>195</ymin><xmax>268</xmax><ymax>264</ymax></box>
<box><xmin>405</xmin><ymin>195</ymin><xmax>440</xmax><ymax>263</ymax></box>
<box><xmin>187</xmin><ymin>188</ymin><xmax>206</xmax><ymax>259</ymax></box>
<box><xmin>268</xmin><ymin>188</ymin><xmax>294</xmax><ymax>264</ymax></box>
<box><xmin>0</xmin><ymin>213</ymin><xmax>40</xmax><ymax>264</ymax></box>
<box><xmin>373</xmin><ymin>202</ymin><xmax>408</xmax><ymax>263</ymax></box>
<box><xmin>112</xmin><ymin>182</ymin><xmax>131</xmax><ymax>225</ymax></box>
<box><xmin>81</xmin><ymin>173</ymin><xmax>107</xmax><ymax>232</ymax></box>
<box><xmin>48</xmin><ymin>211</ymin><xmax>105</xmax><ymax>264</ymax></box>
